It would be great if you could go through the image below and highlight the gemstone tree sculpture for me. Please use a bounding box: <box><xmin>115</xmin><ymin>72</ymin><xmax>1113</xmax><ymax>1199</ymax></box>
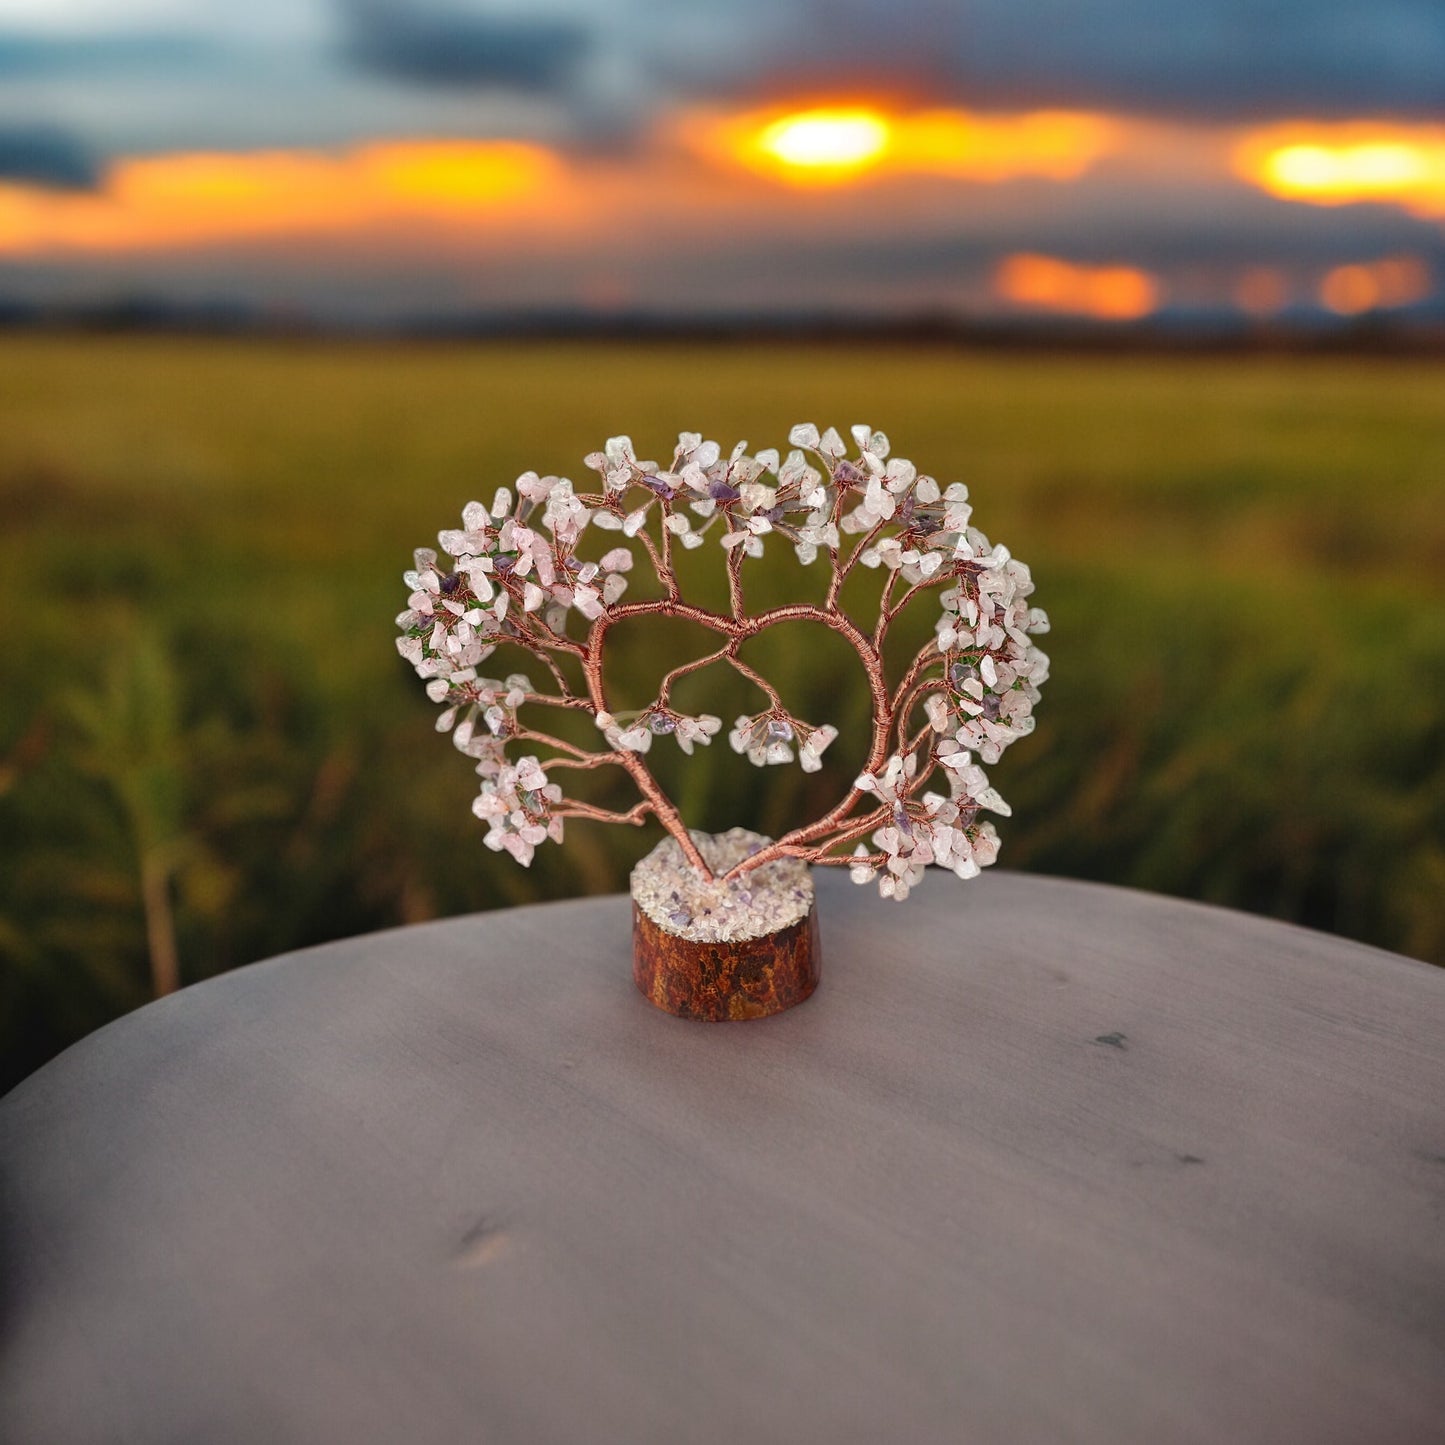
<box><xmin>397</xmin><ymin>424</ymin><xmax>1049</xmax><ymax>1020</ymax></box>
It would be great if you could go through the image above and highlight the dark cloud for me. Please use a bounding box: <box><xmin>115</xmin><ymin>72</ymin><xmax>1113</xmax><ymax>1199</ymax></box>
<box><xmin>945</xmin><ymin>0</ymin><xmax>1445</xmax><ymax>120</ymax></box>
<box><xmin>338</xmin><ymin>1</ymin><xmax>591</xmax><ymax>90</ymax></box>
<box><xmin>0</xmin><ymin>126</ymin><xmax>99</xmax><ymax>190</ymax></box>
<box><xmin>676</xmin><ymin>0</ymin><xmax>1445</xmax><ymax>122</ymax></box>
<box><xmin>400</xmin><ymin>0</ymin><xmax>1442</xmax><ymax>124</ymax></box>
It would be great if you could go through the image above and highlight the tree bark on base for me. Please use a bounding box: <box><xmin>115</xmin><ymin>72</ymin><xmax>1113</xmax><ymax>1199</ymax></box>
<box><xmin>631</xmin><ymin>902</ymin><xmax>821</xmax><ymax>1021</ymax></box>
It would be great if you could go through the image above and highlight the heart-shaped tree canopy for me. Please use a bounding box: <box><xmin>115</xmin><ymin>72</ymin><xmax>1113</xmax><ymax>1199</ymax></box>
<box><xmin>396</xmin><ymin>424</ymin><xmax>1049</xmax><ymax>901</ymax></box>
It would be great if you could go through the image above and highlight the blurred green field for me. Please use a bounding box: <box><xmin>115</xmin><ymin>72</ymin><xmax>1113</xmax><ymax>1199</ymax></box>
<box><xmin>2</xmin><ymin>335</ymin><xmax>1442</xmax><ymax>1087</ymax></box>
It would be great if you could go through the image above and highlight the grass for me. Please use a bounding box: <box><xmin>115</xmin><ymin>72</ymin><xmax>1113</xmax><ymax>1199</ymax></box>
<box><xmin>1</xmin><ymin>334</ymin><xmax>1442</xmax><ymax>1088</ymax></box>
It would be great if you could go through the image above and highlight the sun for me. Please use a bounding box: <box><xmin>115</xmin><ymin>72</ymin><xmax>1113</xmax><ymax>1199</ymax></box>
<box><xmin>749</xmin><ymin>108</ymin><xmax>892</xmax><ymax>182</ymax></box>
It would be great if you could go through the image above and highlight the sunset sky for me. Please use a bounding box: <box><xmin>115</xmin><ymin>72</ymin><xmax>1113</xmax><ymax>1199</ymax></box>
<box><xmin>0</xmin><ymin>0</ymin><xmax>1442</xmax><ymax>323</ymax></box>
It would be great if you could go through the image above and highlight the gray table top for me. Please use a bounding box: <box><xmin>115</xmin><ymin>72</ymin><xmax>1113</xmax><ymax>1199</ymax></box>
<box><xmin>2</xmin><ymin>871</ymin><xmax>1443</xmax><ymax>1445</ymax></box>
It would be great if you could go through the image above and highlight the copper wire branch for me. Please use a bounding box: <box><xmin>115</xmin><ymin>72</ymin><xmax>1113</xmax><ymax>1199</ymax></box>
<box><xmin>554</xmin><ymin>800</ymin><xmax>651</xmax><ymax>826</ymax></box>
<box><xmin>518</xmin><ymin>691</ymin><xmax>593</xmax><ymax>713</ymax></box>
<box><xmin>657</xmin><ymin>510</ymin><xmax>679</xmax><ymax>599</ymax></box>
<box><xmin>872</xmin><ymin>569</ymin><xmax>901</xmax><ymax>648</ymax></box>
<box><xmin>635</xmin><ymin>524</ymin><xmax>668</xmax><ymax>588</ymax></box>
<box><xmin>831</xmin><ymin>516</ymin><xmax>888</xmax><ymax>600</ymax></box>
<box><xmin>726</xmin><ymin>545</ymin><xmax>745</xmax><ymax>619</ymax></box>
<box><xmin>579</xmin><ymin>599</ymin><xmax>714</xmax><ymax>878</ymax></box>
<box><xmin>544</xmin><ymin>752</ymin><xmax>628</xmax><ymax>773</ymax></box>
<box><xmin>503</xmin><ymin>595</ymin><xmax>588</xmax><ymax>659</ymax></box>
<box><xmin>655</xmin><ymin>644</ymin><xmax>732</xmax><ymax>710</ymax></box>
<box><xmin>823</xmin><ymin>487</ymin><xmax>849</xmax><ymax>609</ymax></box>
<box><xmin>532</xmin><ymin>652</ymin><xmax>580</xmax><ymax>703</ymax></box>
<box><xmin>514</xmin><ymin>728</ymin><xmax>601</xmax><ymax>761</ymax></box>
<box><xmin>726</xmin><ymin>649</ymin><xmax>785</xmax><ymax>712</ymax></box>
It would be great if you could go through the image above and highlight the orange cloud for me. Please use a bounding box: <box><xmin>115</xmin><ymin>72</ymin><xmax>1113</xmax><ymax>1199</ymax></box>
<box><xmin>0</xmin><ymin>140</ymin><xmax>561</xmax><ymax>255</ymax></box>
<box><xmin>1235</xmin><ymin>123</ymin><xmax>1445</xmax><ymax>219</ymax></box>
<box><xmin>1319</xmin><ymin>256</ymin><xmax>1434</xmax><ymax>314</ymax></box>
<box><xmin>1234</xmin><ymin>266</ymin><xmax>1291</xmax><ymax>317</ymax></box>
<box><xmin>995</xmin><ymin>253</ymin><xmax>1159</xmax><ymax>320</ymax></box>
<box><xmin>689</xmin><ymin>104</ymin><xmax>1117</xmax><ymax>187</ymax></box>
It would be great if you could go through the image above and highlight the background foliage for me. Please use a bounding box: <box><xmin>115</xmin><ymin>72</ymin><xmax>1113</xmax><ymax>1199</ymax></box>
<box><xmin>2</xmin><ymin>336</ymin><xmax>1442</xmax><ymax>1089</ymax></box>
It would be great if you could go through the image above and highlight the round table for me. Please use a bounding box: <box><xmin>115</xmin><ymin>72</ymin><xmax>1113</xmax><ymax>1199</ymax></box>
<box><xmin>2</xmin><ymin>872</ymin><xmax>1442</xmax><ymax>1444</ymax></box>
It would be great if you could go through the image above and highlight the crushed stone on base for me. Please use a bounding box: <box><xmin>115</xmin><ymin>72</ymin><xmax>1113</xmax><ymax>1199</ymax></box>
<box><xmin>631</xmin><ymin>829</ymin><xmax>814</xmax><ymax>943</ymax></box>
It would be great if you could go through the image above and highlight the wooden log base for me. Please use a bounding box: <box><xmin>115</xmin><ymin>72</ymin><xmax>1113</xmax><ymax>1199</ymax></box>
<box><xmin>632</xmin><ymin>900</ymin><xmax>821</xmax><ymax>1021</ymax></box>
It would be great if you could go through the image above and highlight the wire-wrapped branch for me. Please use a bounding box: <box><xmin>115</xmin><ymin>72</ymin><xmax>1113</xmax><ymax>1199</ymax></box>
<box><xmin>555</xmin><ymin>800</ymin><xmax>652</xmax><ymax>826</ymax></box>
